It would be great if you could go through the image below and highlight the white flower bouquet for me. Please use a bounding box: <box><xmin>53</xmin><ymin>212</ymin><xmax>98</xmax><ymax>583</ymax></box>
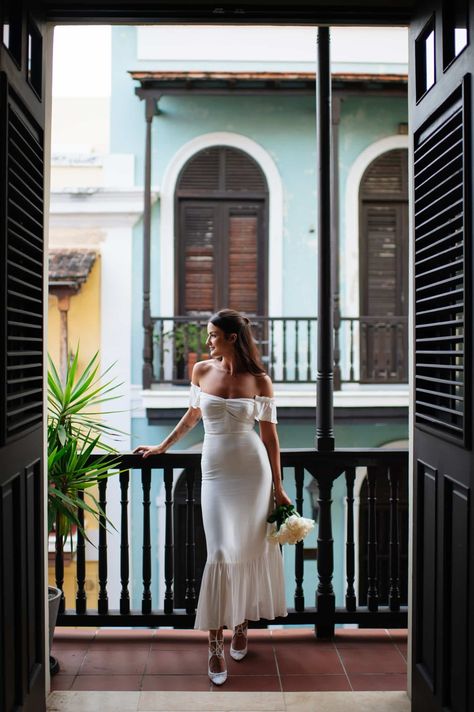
<box><xmin>266</xmin><ymin>503</ymin><xmax>315</xmax><ymax>545</ymax></box>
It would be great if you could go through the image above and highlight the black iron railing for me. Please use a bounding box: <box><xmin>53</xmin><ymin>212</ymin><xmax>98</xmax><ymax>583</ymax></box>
<box><xmin>55</xmin><ymin>448</ymin><xmax>408</xmax><ymax>636</ymax></box>
<box><xmin>149</xmin><ymin>315</ymin><xmax>408</xmax><ymax>387</ymax></box>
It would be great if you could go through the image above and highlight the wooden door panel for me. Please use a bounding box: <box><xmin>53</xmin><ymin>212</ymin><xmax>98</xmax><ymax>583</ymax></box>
<box><xmin>410</xmin><ymin>5</ymin><xmax>474</xmax><ymax>710</ymax></box>
<box><xmin>179</xmin><ymin>202</ymin><xmax>218</xmax><ymax>315</ymax></box>
<box><xmin>0</xmin><ymin>6</ymin><xmax>46</xmax><ymax>710</ymax></box>
<box><xmin>178</xmin><ymin>200</ymin><xmax>266</xmax><ymax>317</ymax></box>
<box><xmin>226</xmin><ymin>205</ymin><xmax>261</xmax><ymax>314</ymax></box>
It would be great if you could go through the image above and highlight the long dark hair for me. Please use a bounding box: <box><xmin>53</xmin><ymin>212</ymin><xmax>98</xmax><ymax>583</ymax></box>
<box><xmin>209</xmin><ymin>309</ymin><xmax>265</xmax><ymax>376</ymax></box>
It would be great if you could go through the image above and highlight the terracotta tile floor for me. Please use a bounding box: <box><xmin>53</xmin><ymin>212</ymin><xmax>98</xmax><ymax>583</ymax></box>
<box><xmin>51</xmin><ymin>627</ymin><xmax>408</xmax><ymax>693</ymax></box>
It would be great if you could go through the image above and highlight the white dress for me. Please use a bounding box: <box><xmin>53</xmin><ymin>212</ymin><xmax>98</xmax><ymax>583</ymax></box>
<box><xmin>189</xmin><ymin>383</ymin><xmax>288</xmax><ymax>631</ymax></box>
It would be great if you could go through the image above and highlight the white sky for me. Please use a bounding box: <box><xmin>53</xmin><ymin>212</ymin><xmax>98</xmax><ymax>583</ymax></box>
<box><xmin>53</xmin><ymin>26</ymin><xmax>112</xmax><ymax>97</ymax></box>
<box><xmin>52</xmin><ymin>25</ymin><xmax>408</xmax><ymax>98</ymax></box>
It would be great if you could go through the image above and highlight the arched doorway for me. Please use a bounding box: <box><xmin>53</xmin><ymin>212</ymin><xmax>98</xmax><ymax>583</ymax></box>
<box><xmin>359</xmin><ymin>148</ymin><xmax>408</xmax><ymax>382</ymax></box>
<box><xmin>175</xmin><ymin>145</ymin><xmax>269</xmax><ymax>317</ymax></box>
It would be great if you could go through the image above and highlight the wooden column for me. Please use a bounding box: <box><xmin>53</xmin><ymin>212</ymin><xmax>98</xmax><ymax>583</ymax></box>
<box><xmin>142</xmin><ymin>96</ymin><xmax>158</xmax><ymax>389</ymax></box>
<box><xmin>316</xmin><ymin>27</ymin><xmax>335</xmax><ymax>451</ymax></box>
<box><xmin>332</xmin><ymin>96</ymin><xmax>342</xmax><ymax>391</ymax></box>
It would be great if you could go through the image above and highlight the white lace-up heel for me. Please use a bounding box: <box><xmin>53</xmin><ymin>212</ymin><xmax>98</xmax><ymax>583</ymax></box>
<box><xmin>208</xmin><ymin>634</ymin><xmax>227</xmax><ymax>685</ymax></box>
<box><xmin>230</xmin><ymin>620</ymin><xmax>248</xmax><ymax>661</ymax></box>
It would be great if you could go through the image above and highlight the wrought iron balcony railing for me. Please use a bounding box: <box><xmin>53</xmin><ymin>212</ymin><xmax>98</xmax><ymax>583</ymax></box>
<box><xmin>149</xmin><ymin>315</ymin><xmax>408</xmax><ymax>387</ymax></box>
<box><xmin>54</xmin><ymin>448</ymin><xmax>408</xmax><ymax>637</ymax></box>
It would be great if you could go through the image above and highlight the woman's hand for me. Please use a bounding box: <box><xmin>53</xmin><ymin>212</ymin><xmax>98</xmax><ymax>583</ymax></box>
<box><xmin>133</xmin><ymin>442</ymin><xmax>167</xmax><ymax>458</ymax></box>
<box><xmin>274</xmin><ymin>486</ymin><xmax>292</xmax><ymax>507</ymax></box>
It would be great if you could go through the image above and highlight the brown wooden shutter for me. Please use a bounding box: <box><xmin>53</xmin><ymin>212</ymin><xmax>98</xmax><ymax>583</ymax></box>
<box><xmin>364</xmin><ymin>203</ymin><xmax>401</xmax><ymax>317</ymax></box>
<box><xmin>177</xmin><ymin>146</ymin><xmax>268</xmax><ymax>317</ymax></box>
<box><xmin>362</xmin><ymin>149</ymin><xmax>408</xmax><ymax>198</ymax></box>
<box><xmin>180</xmin><ymin>203</ymin><xmax>216</xmax><ymax>315</ymax></box>
<box><xmin>178</xmin><ymin>147</ymin><xmax>220</xmax><ymax>192</ymax></box>
<box><xmin>228</xmin><ymin>212</ymin><xmax>258</xmax><ymax>313</ymax></box>
<box><xmin>359</xmin><ymin>149</ymin><xmax>408</xmax><ymax>382</ymax></box>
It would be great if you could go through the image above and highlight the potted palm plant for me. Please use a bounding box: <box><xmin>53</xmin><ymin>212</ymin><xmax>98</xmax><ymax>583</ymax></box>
<box><xmin>47</xmin><ymin>346</ymin><xmax>123</xmax><ymax>673</ymax></box>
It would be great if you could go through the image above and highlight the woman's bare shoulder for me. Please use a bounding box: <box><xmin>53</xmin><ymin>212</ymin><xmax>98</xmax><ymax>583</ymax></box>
<box><xmin>191</xmin><ymin>359</ymin><xmax>214</xmax><ymax>384</ymax></box>
<box><xmin>255</xmin><ymin>372</ymin><xmax>274</xmax><ymax>397</ymax></box>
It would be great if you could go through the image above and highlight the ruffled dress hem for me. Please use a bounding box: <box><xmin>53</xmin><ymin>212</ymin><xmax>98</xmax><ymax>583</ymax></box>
<box><xmin>193</xmin><ymin>546</ymin><xmax>288</xmax><ymax>631</ymax></box>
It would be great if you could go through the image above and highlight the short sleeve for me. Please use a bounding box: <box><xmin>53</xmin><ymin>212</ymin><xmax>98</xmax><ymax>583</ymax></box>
<box><xmin>254</xmin><ymin>395</ymin><xmax>278</xmax><ymax>424</ymax></box>
<box><xmin>189</xmin><ymin>383</ymin><xmax>201</xmax><ymax>408</ymax></box>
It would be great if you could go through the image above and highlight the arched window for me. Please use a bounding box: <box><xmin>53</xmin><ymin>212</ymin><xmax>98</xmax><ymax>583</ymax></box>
<box><xmin>175</xmin><ymin>146</ymin><xmax>268</xmax><ymax>317</ymax></box>
<box><xmin>359</xmin><ymin>149</ymin><xmax>408</xmax><ymax>382</ymax></box>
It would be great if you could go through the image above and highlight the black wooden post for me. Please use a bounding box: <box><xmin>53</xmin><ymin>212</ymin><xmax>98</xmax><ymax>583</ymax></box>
<box><xmin>315</xmin><ymin>473</ymin><xmax>336</xmax><ymax>637</ymax></box>
<box><xmin>332</xmin><ymin>96</ymin><xmax>342</xmax><ymax>391</ymax></box>
<box><xmin>316</xmin><ymin>27</ymin><xmax>335</xmax><ymax>451</ymax></box>
<box><xmin>142</xmin><ymin>96</ymin><xmax>158</xmax><ymax>389</ymax></box>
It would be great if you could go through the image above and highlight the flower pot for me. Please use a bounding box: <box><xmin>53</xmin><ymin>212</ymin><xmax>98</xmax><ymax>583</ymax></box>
<box><xmin>48</xmin><ymin>586</ymin><xmax>62</xmax><ymax>675</ymax></box>
<box><xmin>187</xmin><ymin>351</ymin><xmax>209</xmax><ymax>378</ymax></box>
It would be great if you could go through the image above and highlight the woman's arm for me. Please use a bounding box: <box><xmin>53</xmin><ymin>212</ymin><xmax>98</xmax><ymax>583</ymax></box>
<box><xmin>134</xmin><ymin>361</ymin><xmax>205</xmax><ymax>457</ymax></box>
<box><xmin>257</xmin><ymin>374</ymin><xmax>292</xmax><ymax>506</ymax></box>
<box><xmin>134</xmin><ymin>406</ymin><xmax>202</xmax><ymax>457</ymax></box>
<box><xmin>259</xmin><ymin>421</ymin><xmax>292</xmax><ymax>506</ymax></box>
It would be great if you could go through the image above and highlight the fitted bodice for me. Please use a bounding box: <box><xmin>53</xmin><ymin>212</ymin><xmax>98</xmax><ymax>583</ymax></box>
<box><xmin>189</xmin><ymin>383</ymin><xmax>277</xmax><ymax>434</ymax></box>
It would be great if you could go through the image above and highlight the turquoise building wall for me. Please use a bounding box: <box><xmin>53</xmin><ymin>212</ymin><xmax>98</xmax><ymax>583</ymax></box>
<box><xmin>110</xmin><ymin>26</ymin><xmax>408</xmax><ymax>619</ymax></box>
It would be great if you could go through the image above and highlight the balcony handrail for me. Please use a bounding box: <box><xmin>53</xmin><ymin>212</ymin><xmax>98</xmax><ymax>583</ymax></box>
<box><xmin>149</xmin><ymin>314</ymin><xmax>409</xmax><ymax>387</ymax></box>
<box><xmin>54</xmin><ymin>447</ymin><xmax>409</xmax><ymax>637</ymax></box>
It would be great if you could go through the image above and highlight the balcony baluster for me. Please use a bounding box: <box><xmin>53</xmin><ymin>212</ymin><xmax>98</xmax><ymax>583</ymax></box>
<box><xmin>76</xmin><ymin>490</ymin><xmax>86</xmax><ymax>614</ymax></box>
<box><xmin>389</xmin><ymin>465</ymin><xmax>401</xmax><ymax>611</ymax></box>
<box><xmin>142</xmin><ymin>466</ymin><xmax>152</xmax><ymax>614</ymax></box>
<box><xmin>366</xmin><ymin>466</ymin><xmax>379</xmax><ymax>612</ymax></box>
<box><xmin>345</xmin><ymin>466</ymin><xmax>356</xmax><ymax>612</ymax></box>
<box><xmin>120</xmin><ymin>470</ymin><xmax>130</xmax><ymax>615</ymax></box>
<box><xmin>98</xmin><ymin>478</ymin><xmax>109</xmax><ymax>614</ymax></box>
<box><xmin>164</xmin><ymin>466</ymin><xmax>174</xmax><ymax>614</ymax></box>
<box><xmin>185</xmin><ymin>467</ymin><xmax>197</xmax><ymax>614</ymax></box>
<box><xmin>294</xmin><ymin>465</ymin><xmax>305</xmax><ymax>612</ymax></box>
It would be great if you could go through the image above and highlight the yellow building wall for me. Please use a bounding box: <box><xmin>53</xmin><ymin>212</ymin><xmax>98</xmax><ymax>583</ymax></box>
<box><xmin>48</xmin><ymin>256</ymin><xmax>102</xmax><ymax>606</ymax></box>
<box><xmin>47</xmin><ymin>256</ymin><xmax>101</xmax><ymax>370</ymax></box>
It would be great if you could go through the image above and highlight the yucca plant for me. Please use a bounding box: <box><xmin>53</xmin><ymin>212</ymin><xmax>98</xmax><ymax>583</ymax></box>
<box><xmin>48</xmin><ymin>346</ymin><xmax>123</xmax><ymax>545</ymax></box>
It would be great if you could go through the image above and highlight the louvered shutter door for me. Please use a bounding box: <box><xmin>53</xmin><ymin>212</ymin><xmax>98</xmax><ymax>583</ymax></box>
<box><xmin>178</xmin><ymin>148</ymin><xmax>220</xmax><ymax>192</ymax></box>
<box><xmin>364</xmin><ymin>203</ymin><xmax>400</xmax><ymax>317</ymax></box>
<box><xmin>224</xmin><ymin>149</ymin><xmax>266</xmax><ymax>193</ymax></box>
<box><xmin>360</xmin><ymin>149</ymin><xmax>408</xmax><ymax>383</ymax></box>
<box><xmin>228</xmin><ymin>210</ymin><xmax>259</xmax><ymax>313</ymax></box>
<box><xmin>362</xmin><ymin>149</ymin><xmax>407</xmax><ymax>197</ymax></box>
<box><xmin>414</xmin><ymin>89</ymin><xmax>466</xmax><ymax>442</ymax></box>
<box><xmin>4</xmin><ymin>100</ymin><xmax>44</xmax><ymax>440</ymax></box>
<box><xmin>180</xmin><ymin>203</ymin><xmax>216</xmax><ymax>315</ymax></box>
<box><xmin>177</xmin><ymin>146</ymin><xmax>268</xmax><ymax>317</ymax></box>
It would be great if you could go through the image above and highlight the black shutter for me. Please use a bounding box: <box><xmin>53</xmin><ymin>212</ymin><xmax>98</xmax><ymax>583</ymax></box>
<box><xmin>414</xmin><ymin>85</ymin><xmax>467</xmax><ymax>443</ymax></box>
<box><xmin>3</xmin><ymin>95</ymin><xmax>44</xmax><ymax>442</ymax></box>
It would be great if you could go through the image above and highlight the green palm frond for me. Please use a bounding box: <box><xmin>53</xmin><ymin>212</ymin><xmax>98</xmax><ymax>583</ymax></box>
<box><xmin>47</xmin><ymin>345</ymin><xmax>126</xmax><ymax>543</ymax></box>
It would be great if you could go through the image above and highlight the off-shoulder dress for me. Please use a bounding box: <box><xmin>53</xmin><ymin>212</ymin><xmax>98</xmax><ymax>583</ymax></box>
<box><xmin>189</xmin><ymin>383</ymin><xmax>288</xmax><ymax>631</ymax></box>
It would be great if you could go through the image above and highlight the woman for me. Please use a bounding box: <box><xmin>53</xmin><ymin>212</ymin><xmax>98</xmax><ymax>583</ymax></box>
<box><xmin>134</xmin><ymin>309</ymin><xmax>291</xmax><ymax>685</ymax></box>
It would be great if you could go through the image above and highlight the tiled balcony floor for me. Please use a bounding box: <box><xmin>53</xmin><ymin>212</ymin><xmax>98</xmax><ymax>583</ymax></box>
<box><xmin>50</xmin><ymin>627</ymin><xmax>408</xmax><ymax>694</ymax></box>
